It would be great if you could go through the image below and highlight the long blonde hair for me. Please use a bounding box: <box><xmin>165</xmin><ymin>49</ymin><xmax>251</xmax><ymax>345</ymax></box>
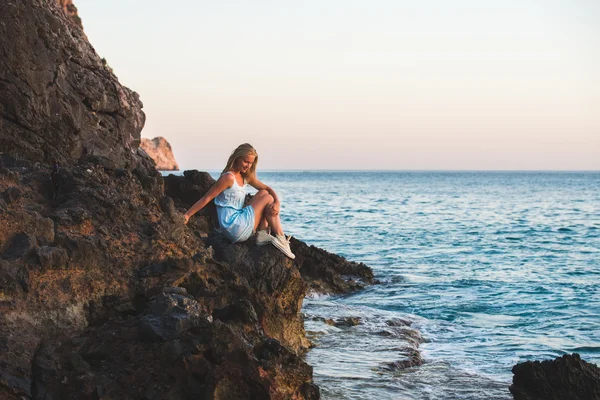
<box><xmin>222</xmin><ymin>143</ymin><xmax>258</xmax><ymax>181</ymax></box>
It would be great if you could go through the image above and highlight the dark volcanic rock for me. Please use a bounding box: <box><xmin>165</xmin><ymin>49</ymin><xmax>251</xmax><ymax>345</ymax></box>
<box><xmin>0</xmin><ymin>0</ymin><xmax>144</xmax><ymax>168</ymax></box>
<box><xmin>510</xmin><ymin>353</ymin><xmax>600</xmax><ymax>400</ymax></box>
<box><xmin>291</xmin><ymin>237</ymin><xmax>375</xmax><ymax>294</ymax></box>
<box><xmin>207</xmin><ymin>232</ymin><xmax>311</xmax><ymax>353</ymax></box>
<box><xmin>164</xmin><ymin>170</ymin><xmax>217</xmax><ymax>233</ymax></box>
<box><xmin>139</xmin><ymin>290</ymin><xmax>212</xmax><ymax>342</ymax></box>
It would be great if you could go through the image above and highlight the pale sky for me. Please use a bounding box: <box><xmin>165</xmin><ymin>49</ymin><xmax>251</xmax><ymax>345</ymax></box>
<box><xmin>76</xmin><ymin>0</ymin><xmax>599</xmax><ymax>170</ymax></box>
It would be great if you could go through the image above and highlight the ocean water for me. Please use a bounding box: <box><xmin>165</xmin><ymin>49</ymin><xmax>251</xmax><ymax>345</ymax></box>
<box><xmin>202</xmin><ymin>171</ymin><xmax>600</xmax><ymax>399</ymax></box>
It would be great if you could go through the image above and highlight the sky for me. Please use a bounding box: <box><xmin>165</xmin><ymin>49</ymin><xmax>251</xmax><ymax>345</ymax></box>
<box><xmin>76</xmin><ymin>0</ymin><xmax>599</xmax><ymax>171</ymax></box>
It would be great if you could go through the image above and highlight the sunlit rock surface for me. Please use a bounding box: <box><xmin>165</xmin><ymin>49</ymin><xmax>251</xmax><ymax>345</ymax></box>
<box><xmin>140</xmin><ymin>137</ymin><xmax>180</xmax><ymax>171</ymax></box>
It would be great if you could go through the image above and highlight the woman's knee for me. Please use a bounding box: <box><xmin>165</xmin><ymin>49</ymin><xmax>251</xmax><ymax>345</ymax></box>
<box><xmin>258</xmin><ymin>190</ymin><xmax>274</xmax><ymax>204</ymax></box>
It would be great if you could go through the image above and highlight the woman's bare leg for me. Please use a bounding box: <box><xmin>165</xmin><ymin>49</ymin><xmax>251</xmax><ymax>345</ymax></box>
<box><xmin>248</xmin><ymin>190</ymin><xmax>284</xmax><ymax>235</ymax></box>
<box><xmin>257</xmin><ymin>215</ymin><xmax>268</xmax><ymax>231</ymax></box>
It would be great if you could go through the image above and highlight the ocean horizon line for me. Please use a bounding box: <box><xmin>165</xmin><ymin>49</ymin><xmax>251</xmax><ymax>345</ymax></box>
<box><xmin>167</xmin><ymin>169</ymin><xmax>600</xmax><ymax>174</ymax></box>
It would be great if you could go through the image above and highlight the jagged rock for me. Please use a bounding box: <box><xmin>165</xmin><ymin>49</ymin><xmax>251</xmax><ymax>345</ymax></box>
<box><xmin>0</xmin><ymin>0</ymin><xmax>144</xmax><ymax>168</ymax></box>
<box><xmin>207</xmin><ymin>232</ymin><xmax>311</xmax><ymax>353</ymax></box>
<box><xmin>140</xmin><ymin>291</ymin><xmax>212</xmax><ymax>342</ymax></box>
<box><xmin>140</xmin><ymin>137</ymin><xmax>180</xmax><ymax>171</ymax></box>
<box><xmin>291</xmin><ymin>237</ymin><xmax>374</xmax><ymax>294</ymax></box>
<box><xmin>57</xmin><ymin>0</ymin><xmax>83</xmax><ymax>28</ymax></box>
<box><xmin>213</xmin><ymin>298</ymin><xmax>259</xmax><ymax>325</ymax></box>
<box><xmin>164</xmin><ymin>170</ymin><xmax>217</xmax><ymax>233</ymax></box>
<box><xmin>510</xmin><ymin>353</ymin><xmax>600</xmax><ymax>400</ymax></box>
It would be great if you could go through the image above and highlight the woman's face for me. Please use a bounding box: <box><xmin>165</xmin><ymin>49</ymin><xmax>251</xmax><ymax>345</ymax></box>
<box><xmin>236</xmin><ymin>154</ymin><xmax>256</xmax><ymax>173</ymax></box>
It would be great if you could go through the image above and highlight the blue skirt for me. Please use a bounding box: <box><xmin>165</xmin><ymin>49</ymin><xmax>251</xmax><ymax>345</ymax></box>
<box><xmin>216</xmin><ymin>205</ymin><xmax>255</xmax><ymax>243</ymax></box>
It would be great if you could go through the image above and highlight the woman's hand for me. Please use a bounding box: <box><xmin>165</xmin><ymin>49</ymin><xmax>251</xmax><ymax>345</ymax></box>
<box><xmin>183</xmin><ymin>212</ymin><xmax>190</xmax><ymax>224</ymax></box>
<box><xmin>267</xmin><ymin>201</ymin><xmax>280</xmax><ymax>216</ymax></box>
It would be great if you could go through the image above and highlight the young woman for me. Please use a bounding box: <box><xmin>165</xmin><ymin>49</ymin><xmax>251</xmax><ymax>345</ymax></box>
<box><xmin>183</xmin><ymin>143</ymin><xmax>295</xmax><ymax>259</ymax></box>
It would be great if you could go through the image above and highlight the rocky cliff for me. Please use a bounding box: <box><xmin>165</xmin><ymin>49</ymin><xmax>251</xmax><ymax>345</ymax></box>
<box><xmin>57</xmin><ymin>0</ymin><xmax>83</xmax><ymax>28</ymax></box>
<box><xmin>140</xmin><ymin>137</ymin><xmax>180</xmax><ymax>171</ymax></box>
<box><xmin>0</xmin><ymin>1</ymin><xmax>373</xmax><ymax>398</ymax></box>
<box><xmin>0</xmin><ymin>0</ymin><xmax>144</xmax><ymax>169</ymax></box>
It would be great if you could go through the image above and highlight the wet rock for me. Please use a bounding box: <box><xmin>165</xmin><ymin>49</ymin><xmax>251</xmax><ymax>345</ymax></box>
<box><xmin>376</xmin><ymin>327</ymin><xmax>425</xmax><ymax>346</ymax></box>
<box><xmin>386</xmin><ymin>318</ymin><xmax>412</xmax><ymax>327</ymax></box>
<box><xmin>333</xmin><ymin>317</ymin><xmax>361</xmax><ymax>327</ymax></box>
<box><xmin>381</xmin><ymin>348</ymin><xmax>424</xmax><ymax>371</ymax></box>
<box><xmin>510</xmin><ymin>353</ymin><xmax>600</xmax><ymax>400</ymax></box>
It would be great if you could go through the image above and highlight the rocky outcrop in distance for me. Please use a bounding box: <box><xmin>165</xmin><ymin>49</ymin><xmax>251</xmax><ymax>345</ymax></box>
<box><xmin>0</xmin><ymin>1</ymin><xmax>374</xmax><ymax>398</ymax></box>
<box><xmin>140</xmin><ymin>137</ymin><xmax>180</xmax><ymax>171</ymax></box>
<box><xmin>510</xmin><ymin>353</ymin><xmax>600</xmax><ymax>400</ymax></box>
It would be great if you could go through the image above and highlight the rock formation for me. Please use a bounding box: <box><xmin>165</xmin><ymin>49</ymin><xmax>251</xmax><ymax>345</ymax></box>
<box><xmin>140</xmin><ymin>137</ymin><xmax>180</xmax><ymax>171</ymax></box>
<box><xmin>0</xmin><ymin>0</ymin><xmax>144</xmax><ymax>169</ymax></box>
<box><xmin>0</xmin><ymin>1</ymin><xmax>373</xmax><ymax>398</ymax></box>
<box><xmin>510</xmin><ymin>354</ymin><xmax>600</xmax><ymax>400</ymax></box>
<box><xmin>57</xmin><ymin>0</ymin><xmax>83</xmax><ymax>28</ymax></box>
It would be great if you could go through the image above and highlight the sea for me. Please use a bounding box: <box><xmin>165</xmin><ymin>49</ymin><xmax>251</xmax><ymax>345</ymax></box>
<box><xmin>178</xmin><ymin>171</ymin><xmax>600</xmax><ymax>400</ymax></box>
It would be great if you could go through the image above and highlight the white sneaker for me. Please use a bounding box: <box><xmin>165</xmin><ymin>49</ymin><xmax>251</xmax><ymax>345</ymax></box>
<box><xmin>256</xmin><ymin>229</ymin><xmax>273</xmax><ymax>246</ymax></box>
<box><xmin>272</xmin><ymin>234</ymin><xmax>295</xmax><ymax>259</ymax></box>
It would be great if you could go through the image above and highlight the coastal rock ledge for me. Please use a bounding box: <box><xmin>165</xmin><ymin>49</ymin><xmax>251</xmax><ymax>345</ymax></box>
<box><xmin>0</xmin><ymin>1</ymin><xmax>374</xmax><ymax>399</ymax></box>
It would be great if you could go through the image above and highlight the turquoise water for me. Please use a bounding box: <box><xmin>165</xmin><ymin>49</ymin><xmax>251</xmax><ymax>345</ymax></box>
<box><xmin>202</xmin><ymin>171</ymin><xmax>600</xmax><ymax>399</ymax></box>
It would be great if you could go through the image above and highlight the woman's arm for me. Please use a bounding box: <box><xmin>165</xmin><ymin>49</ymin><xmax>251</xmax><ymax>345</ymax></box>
<box><xmin>248</xmin><ymin>177</ymin><xmax>280</xmax><ymax>203</ymax></box>
<box><xmin>183</xmin><ymin>174</ymin><xmax>233</xmax><ymax>224</ymax></box>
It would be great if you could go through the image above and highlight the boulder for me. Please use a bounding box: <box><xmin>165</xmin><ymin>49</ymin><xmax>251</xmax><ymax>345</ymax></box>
<box><xmin>510</xmin><ymin>353</ymin><xmax>600</xmax><ymax>400</ymax></box>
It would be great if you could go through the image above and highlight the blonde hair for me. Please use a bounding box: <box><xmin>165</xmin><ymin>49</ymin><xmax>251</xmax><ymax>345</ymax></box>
<box><xmin>222</xmin><ymin>143</ymin><xmax>258</xmax><ymax>181</ymax></box>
